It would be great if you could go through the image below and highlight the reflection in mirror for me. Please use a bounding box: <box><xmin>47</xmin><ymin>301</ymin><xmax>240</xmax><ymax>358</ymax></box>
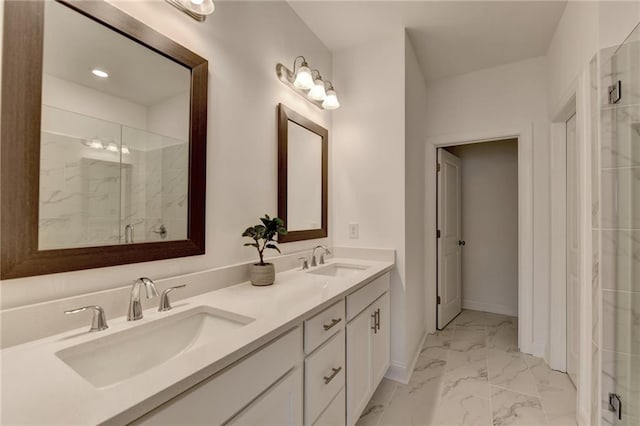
<box><xmin>278</xmin><ymin>104</ymin><xmax>328</xmax><ymax>243</ymax></box>
<box><xmin>287</xmin><ymin>121</ymin><xmax>322</xmax><ymax>231</ymax></box>
<box><xmin>38</xmin><ymin>1</ymin><xmax>190</xmax><ymax>249</ymax></box>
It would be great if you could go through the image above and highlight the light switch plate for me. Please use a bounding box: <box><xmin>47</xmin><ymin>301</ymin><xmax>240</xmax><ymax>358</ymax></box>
<box><xmin>349</xmin><ymin>223</ymin><xmax>359</xmax><ymax>239</ymax></box>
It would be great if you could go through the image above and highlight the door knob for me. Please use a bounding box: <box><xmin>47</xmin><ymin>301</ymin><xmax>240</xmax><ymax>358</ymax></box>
<box><xmin>458</xmin><ymin>240</ymin><xmax>466</xmax><ymax>246</ymax></box>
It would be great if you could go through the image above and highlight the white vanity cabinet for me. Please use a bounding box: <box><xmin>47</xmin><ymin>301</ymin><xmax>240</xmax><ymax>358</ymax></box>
<box><xmin>303</xmin><ymin>300</ymin><xmax>346</xmax><ymax>425</ymax></box>
<box><xmin>134</xmin><ymin>327</ymin><xmax>303</xmax><ymax>425</ymax></box>
<box><xmin>134</xmin><ymin>271</ymin><xmax>392</xmax><ymax>426</ymax></box>
<box><xmin>345</xmin><ymin>274</ymin><xmax>391</xmax><ymax>426</ymax></box>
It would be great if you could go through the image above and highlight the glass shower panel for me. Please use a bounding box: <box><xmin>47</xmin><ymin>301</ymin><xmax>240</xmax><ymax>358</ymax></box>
<box><xmin>39</xmin><ymin>106</ymin><xmax>123</xmax><ymax>249</ymax></box>
<box><xmin>603</xmin><ymin>21</ymin><xmax>640</xmax><ymax>425</ymax></box>
<box><xmin>121</xmin><ymin>126</ymin><xmax>189</xmax><ymax>244</ymax></box>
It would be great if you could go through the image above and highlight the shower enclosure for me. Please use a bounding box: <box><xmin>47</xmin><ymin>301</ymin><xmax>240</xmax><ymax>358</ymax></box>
<box><xmin>600</xmin><ymin>21</ymin><xmax>640</xmax><ymax>426</ymax></box>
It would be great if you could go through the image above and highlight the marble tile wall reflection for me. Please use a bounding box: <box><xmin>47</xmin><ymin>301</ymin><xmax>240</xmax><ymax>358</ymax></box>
<box><xmin>600</xmin><ymin>32</ymin><xmax>640</xmax><ymax>424</ymax></box>
<box><xmin>39</xmin><ymin>107</ymin><xmax>189</xmax><ymax>249</ymax></box>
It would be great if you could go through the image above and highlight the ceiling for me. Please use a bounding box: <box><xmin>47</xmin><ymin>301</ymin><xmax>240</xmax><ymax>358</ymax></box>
<box><xmin>288</xmin><ymin>1</ymin><xmax>567</xmax><ymax>82</ymax></box>
<box><xmin>43</xmin><ymin>1</ymin><xmax>190</xmax><ymax>107</ymax></box>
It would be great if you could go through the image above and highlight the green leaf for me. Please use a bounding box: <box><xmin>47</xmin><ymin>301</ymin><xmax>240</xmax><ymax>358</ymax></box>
<box><xmin>266</xmin><ymin>243</ymin><xmax>281</xmax><ymax>253</ymax></box>
<box><xmin>243</xmin><ymin>242</ymin><xmax>259</xmax><ymax>248</ymax></box>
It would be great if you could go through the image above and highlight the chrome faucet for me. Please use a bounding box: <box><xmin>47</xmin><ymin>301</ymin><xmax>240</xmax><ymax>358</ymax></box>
<box><xmin>311</xmin><ymin>245</ymin><xmax>331</xmax><ymax>267</ymax></box>
<box><xmin>64</xmin><ymin>305</ymin><xmax>109</xmax><ymax>332</ymax></box>
<box><xmin>128</xmin><ymin>277</ymin><xmax>159</xmax><ymax>321</ymax></box>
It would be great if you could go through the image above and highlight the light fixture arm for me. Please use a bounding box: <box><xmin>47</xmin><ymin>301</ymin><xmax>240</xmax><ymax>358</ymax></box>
<box><xmin>311</xmin><ymin>69</ymin><xmax>323</xmax><ymax>81</ymax></box>
<box><xmin>292</xmin><ymin>56</ymin><xmax>308</xmax><ymax>74</ymax></box>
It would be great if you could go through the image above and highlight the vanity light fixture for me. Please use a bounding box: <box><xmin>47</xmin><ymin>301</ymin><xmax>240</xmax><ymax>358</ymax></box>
<box><xmin>105</xmin><ymin>142</ymin><xmax>119</xmax><ymax>153</ymax></box>
<box><xmin>121</xmin><ymin>145</ymin><xmax>131</xmax><ymax>155</ymax></box>
<box><xmin>165</xmin><ymin>0</ymin><xmax>215</xmax><ymax>22</ymax></box>
<box><xmin>91</xmin><ymin>68</ymin><xmax>109</xmax><ymax>78</ymax></box>
<box><xmin>276</xmin><ymin>56</ymin><xmax>340</xmax><ymax>110</ymax></box>
<box><xmin>307</xmin><ymin>71</ymin><xmax>327</xmax><ymax>102</ymax></box>
<box><xmin>322</xmin><ymin>82</ymin><xmax>340</xmax><ymax>110</ymax></box>
<box><xmin>83</xmin><ymin>138</ymin><xmax>105</xmax><ymax>150</ymax></box>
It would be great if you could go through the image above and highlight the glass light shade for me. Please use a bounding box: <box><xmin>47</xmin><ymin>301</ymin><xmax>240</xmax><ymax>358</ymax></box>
<box><xmin>182</xmin><ymin>0</ymin><xmax>214</xmax><ymax>15</ymax></box>
<box><xmin>322</xmin><ymin>89</ymin><xmax>340</xmax><ymax>110</ymax></box>
<box><xmin>293</xmin><ymin>65</ymin><xmax>314</xmax><ymax>90</ymax></box>
<box><xmin>121</xmin><ymin>145</ymin><xmax>131</xmax><ymax>155</ymax></box>
<box><xmin>106</xmin><ymin>142</ymin><xmax>119</xmax><ymax>152</ymax></box>
<box><xmin>308</xmin><ymin>79</ymin><xmax>327</xmax><ymax>101</ymax></box>
<box><xmin>88</xmin><ymin>139</ymin><xmax>104</xmax><ymax>149</ymax></box>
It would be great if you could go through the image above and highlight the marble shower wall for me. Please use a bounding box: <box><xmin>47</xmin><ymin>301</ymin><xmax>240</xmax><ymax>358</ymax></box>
<box><xmin>39</xmin><ymin>107</ymin><xmax>189</xmax><ymax>249</ymax></box>
<box><xmin>599</xmin><ymin>30</ymin><xmax>640</xmax><ymax>425</ymax></box>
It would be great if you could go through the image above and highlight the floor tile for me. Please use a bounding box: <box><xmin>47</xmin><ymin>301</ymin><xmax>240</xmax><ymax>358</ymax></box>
<box><xmin>364</xmin><ymin>310</ymin><xmax>576</xmax><ymax>426</ymax></box>
<box><xmin>357</xmin><ymin>379</ymin><xmax>398</xmax><ymax>426</ymax></box>
<box><xmin>434</xmin><ymin>389</ymin><xmax>492</xmax><ymax>426</ymax></box>
<box><xmin>442</xmin><ymin>364</ymin><xmax>490</xmax><ymax>400</ymax></box>
<box><xmin>491</xmin><ymin>386</ymin><xmax>547</xmax><ymax>426</ymax></box>
<box><xmin>487</xmin><ymin>350</ymin><xmax>539</xmax><ymax>397</ymax></box>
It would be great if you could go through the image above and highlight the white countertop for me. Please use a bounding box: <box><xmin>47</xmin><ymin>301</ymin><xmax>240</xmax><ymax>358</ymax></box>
<box><xmin>0</xmin><ymin>258</ymin><xmax>393</xmax><ymax>425</ymax></box>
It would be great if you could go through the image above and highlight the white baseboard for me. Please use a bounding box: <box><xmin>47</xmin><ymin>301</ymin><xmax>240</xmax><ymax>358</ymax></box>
<box><xmin>462</xmin><ymin>299</ymin><xmax>517</xmax><ymax>317</ymax></box>
<box><xmin>385</xmin><ymin>331</ymin><xmax>428</xmax><ymax>384</ymax></box>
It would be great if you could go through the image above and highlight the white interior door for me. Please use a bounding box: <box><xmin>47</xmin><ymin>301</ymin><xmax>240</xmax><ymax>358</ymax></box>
<box><xmin>566</xmin><ymin>113</ymin><xmax>579</xmax><ymax>386</ymax></box>
<box><xmin>437</xmin><ymin>148</ymin><xmax>463</xmax><ymax>329</ymax></box>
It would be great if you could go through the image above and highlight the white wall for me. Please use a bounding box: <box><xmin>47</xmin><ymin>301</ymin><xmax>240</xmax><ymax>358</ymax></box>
<box><xmin>404</xmin><ymin>33</ymin><xmax>428</xmax><ymax>363</ymax></box>
<box><xmin>331</xmin><ymin>32</ymin><xmax>409</xmax><ymax>375</ymax></box>
<box><xmin>42</xmin><ymin>74</ymin><xmax>148</xmax><ymax>130</ymax></box>
<box><xmin>0</xmin><ymin>0</ymin><xmax>332</xmax><ymax>309</ymax></box>
<box><xmin>446</xmin><ymin>140</ymin><xmax>519</xmax><ymax>317</ymax></box>
<box><xmin>425</xmin><ymin>56</ymin><xmax>550</xmax><ymax>351</ymax></box>
<box><xmin>546</xmin><ymin>1</ymin><xmax>598</xmax><ymax>115</ymax></box>
<box><xmin>546</xmin><ymin>1</ymin><xmax>640</xmax><ymax>116</ymax></box>
<box><xmin>147</xmin><ymin>92</ymin><xmax>190</xmax><ymax>141</ymax></box>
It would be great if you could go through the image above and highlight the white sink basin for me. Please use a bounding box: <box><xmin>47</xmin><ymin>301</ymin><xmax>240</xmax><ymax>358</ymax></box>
<box><xmin>56</xmin><ymin>306</ymin><xmax>254</xmax><ymax>388</ymax></box>
<box><xmin>308</xmin><ymin>263</ymin><xmax>370</xmax><ymax>278</ymax></box>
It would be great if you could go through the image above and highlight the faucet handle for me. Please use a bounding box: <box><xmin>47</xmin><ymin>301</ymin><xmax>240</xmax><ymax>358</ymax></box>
<box><xmin>65</xmin><ymin>305</ymin><xmax>108</xmax><ymax>332</ymax></box>
<box><xmin>158</xmin><ymin>285</ymin><xmax>186</xmax><ymax>312</ymax></box>
<box><xmin>298</xmin><ymin>257</ymin><xmax>309</xmax><ymax>270</ymax></box>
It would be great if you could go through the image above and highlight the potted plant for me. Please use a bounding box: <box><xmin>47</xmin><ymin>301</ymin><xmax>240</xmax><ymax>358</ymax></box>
<box><xmin>242</xmin><ymin>214</ymin><xmax>288</xmax><ymax>286</ymax></box>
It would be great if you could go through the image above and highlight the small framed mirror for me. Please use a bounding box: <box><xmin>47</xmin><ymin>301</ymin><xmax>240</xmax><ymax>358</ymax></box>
<box><xmin>1</xmin><ymin>0</ymin><xmax>207</xmax><ymax>279</ymax></box>
<box><xmin>277</xmin><ymin>104</ymin><xmax>328</xmax><ymax>243</ymax></box>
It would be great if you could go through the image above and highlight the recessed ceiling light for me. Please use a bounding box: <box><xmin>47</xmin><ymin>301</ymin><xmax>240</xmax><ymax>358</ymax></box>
<box><xmin>91</xmin><ymin>69</ymin><xmax>109</xmax><ymax>78</ymax></box>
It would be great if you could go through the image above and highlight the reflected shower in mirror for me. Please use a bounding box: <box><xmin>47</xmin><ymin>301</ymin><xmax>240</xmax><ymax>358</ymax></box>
<box><xmin>38</xmin><ymin>0</ymin><xmax>190</xmax><ymax>249</ymax></box>
<box><xmin>278</xmin><ymin>104</ymin><xmax>328</xmax><ymax>243</ymax></box>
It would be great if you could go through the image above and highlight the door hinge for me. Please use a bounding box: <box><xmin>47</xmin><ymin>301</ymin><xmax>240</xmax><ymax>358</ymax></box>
<box><xmin>609</xmin><ymin>393</ymin><xmax>622</xmax><ymax>420</ymax></box>
<box><xmin>609</xmin><ymin>80</ymin><xmax>622</xmax><ymax>104</ymax></box>
<box><xmin>437</xmin><ymin>229</ymin><xmax>441</xmax><ymax>238</ymax></box>
<box><xmin>436</xmin><ymin>163</ymin><xmax>441</xmax><ymax>172</ymax></box>
<box><xmin>437</xmin><ymin>296</ymin><xmax>441</xmax><ymax>305</ymax></box>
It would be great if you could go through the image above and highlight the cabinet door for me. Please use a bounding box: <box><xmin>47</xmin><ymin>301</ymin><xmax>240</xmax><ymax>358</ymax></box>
<box><xmin>371</xmin><ymin>292</ymin><xmax>390</xmax><ymax>386</ymax></box>
<box><xmin>228</xmin><ymin>367</ymin><xmax>303</xmax><ymax>426</ymax></box>
<box><xmin>346</xmin><ymin>306</ymin><xmax>374</xmax><ymax>426</ymax></box>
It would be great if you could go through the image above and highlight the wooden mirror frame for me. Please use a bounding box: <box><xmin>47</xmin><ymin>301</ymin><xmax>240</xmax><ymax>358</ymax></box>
<box><xmin>277</xmin><ymin>104</ymin><xmax>328</xmax><ymax>243</ymax></box>
<box><xmin>0</xmin><ymin>0</ymin><xmax>208</xmax><ymax>279</ymax></box>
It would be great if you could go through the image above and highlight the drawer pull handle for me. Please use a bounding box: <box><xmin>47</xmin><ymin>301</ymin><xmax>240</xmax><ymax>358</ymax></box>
<box><xmin>323</xmin><ymin>366</ymin><xmax>342</xmax><ymax>384</ymax></box>
<box><xmin>323</xmin><ymin>318</ymin><xmax>342</xmax><ymax>331</ymax></box>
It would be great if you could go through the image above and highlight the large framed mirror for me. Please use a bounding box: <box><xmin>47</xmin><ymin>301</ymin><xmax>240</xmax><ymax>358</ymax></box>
<box><xmin>1</xmin><ymin>0</ymin><xmax>208</xmax><ymax>279</ymax></box>
<box><xmin>277</xmin><ymin>104</ymin><xmax>328</xmax><ymax>243</ymax></box>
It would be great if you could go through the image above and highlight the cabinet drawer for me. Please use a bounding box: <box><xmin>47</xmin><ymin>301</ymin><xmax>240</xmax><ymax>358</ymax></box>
<box><xmin>304</xmin><ymin>300</ymin><xmax>345</xmax><ymax>354</ymax></box>
<box><xmin>135</xmin><ymin>327</ymin><xmax>302</xmax><ymax>425</ymax></box>
<box><xmin>305</xmin><ymin>330</ymin><xmax>345</xmax><ymax>425</ymax></box>
<box><xmin>347</xmin><ymin>273</ymin><xmax>390</xmax><ymax>321</ymax></box>
<box><xmin>313</xmin><ymin>387</ymin><xmax>345</xmax><ymax>426</ymax></box>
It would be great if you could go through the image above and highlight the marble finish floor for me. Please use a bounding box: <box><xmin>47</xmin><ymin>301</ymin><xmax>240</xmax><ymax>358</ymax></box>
<box><xmin>356</xmin><ymin>310</ymin><xmax>577</xmax><ymax>426</ymax></box>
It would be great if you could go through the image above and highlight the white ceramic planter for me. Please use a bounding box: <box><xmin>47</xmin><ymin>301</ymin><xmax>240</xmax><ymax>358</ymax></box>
<box><xmin>249</xmin><ymin>263</ymin><xmax>275</xmax><ymax>286</ymax></box>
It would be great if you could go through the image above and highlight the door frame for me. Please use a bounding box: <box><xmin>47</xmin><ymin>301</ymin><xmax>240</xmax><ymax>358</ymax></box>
<box><xmin>549</xmin><ymin>70</ymin><xmax>594</xmax><ymax>425</ymax></box>
<box><xmin>425</xmin><ymin>125</ymin><xmax>534</xmax><ymax>354</ymax></box>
